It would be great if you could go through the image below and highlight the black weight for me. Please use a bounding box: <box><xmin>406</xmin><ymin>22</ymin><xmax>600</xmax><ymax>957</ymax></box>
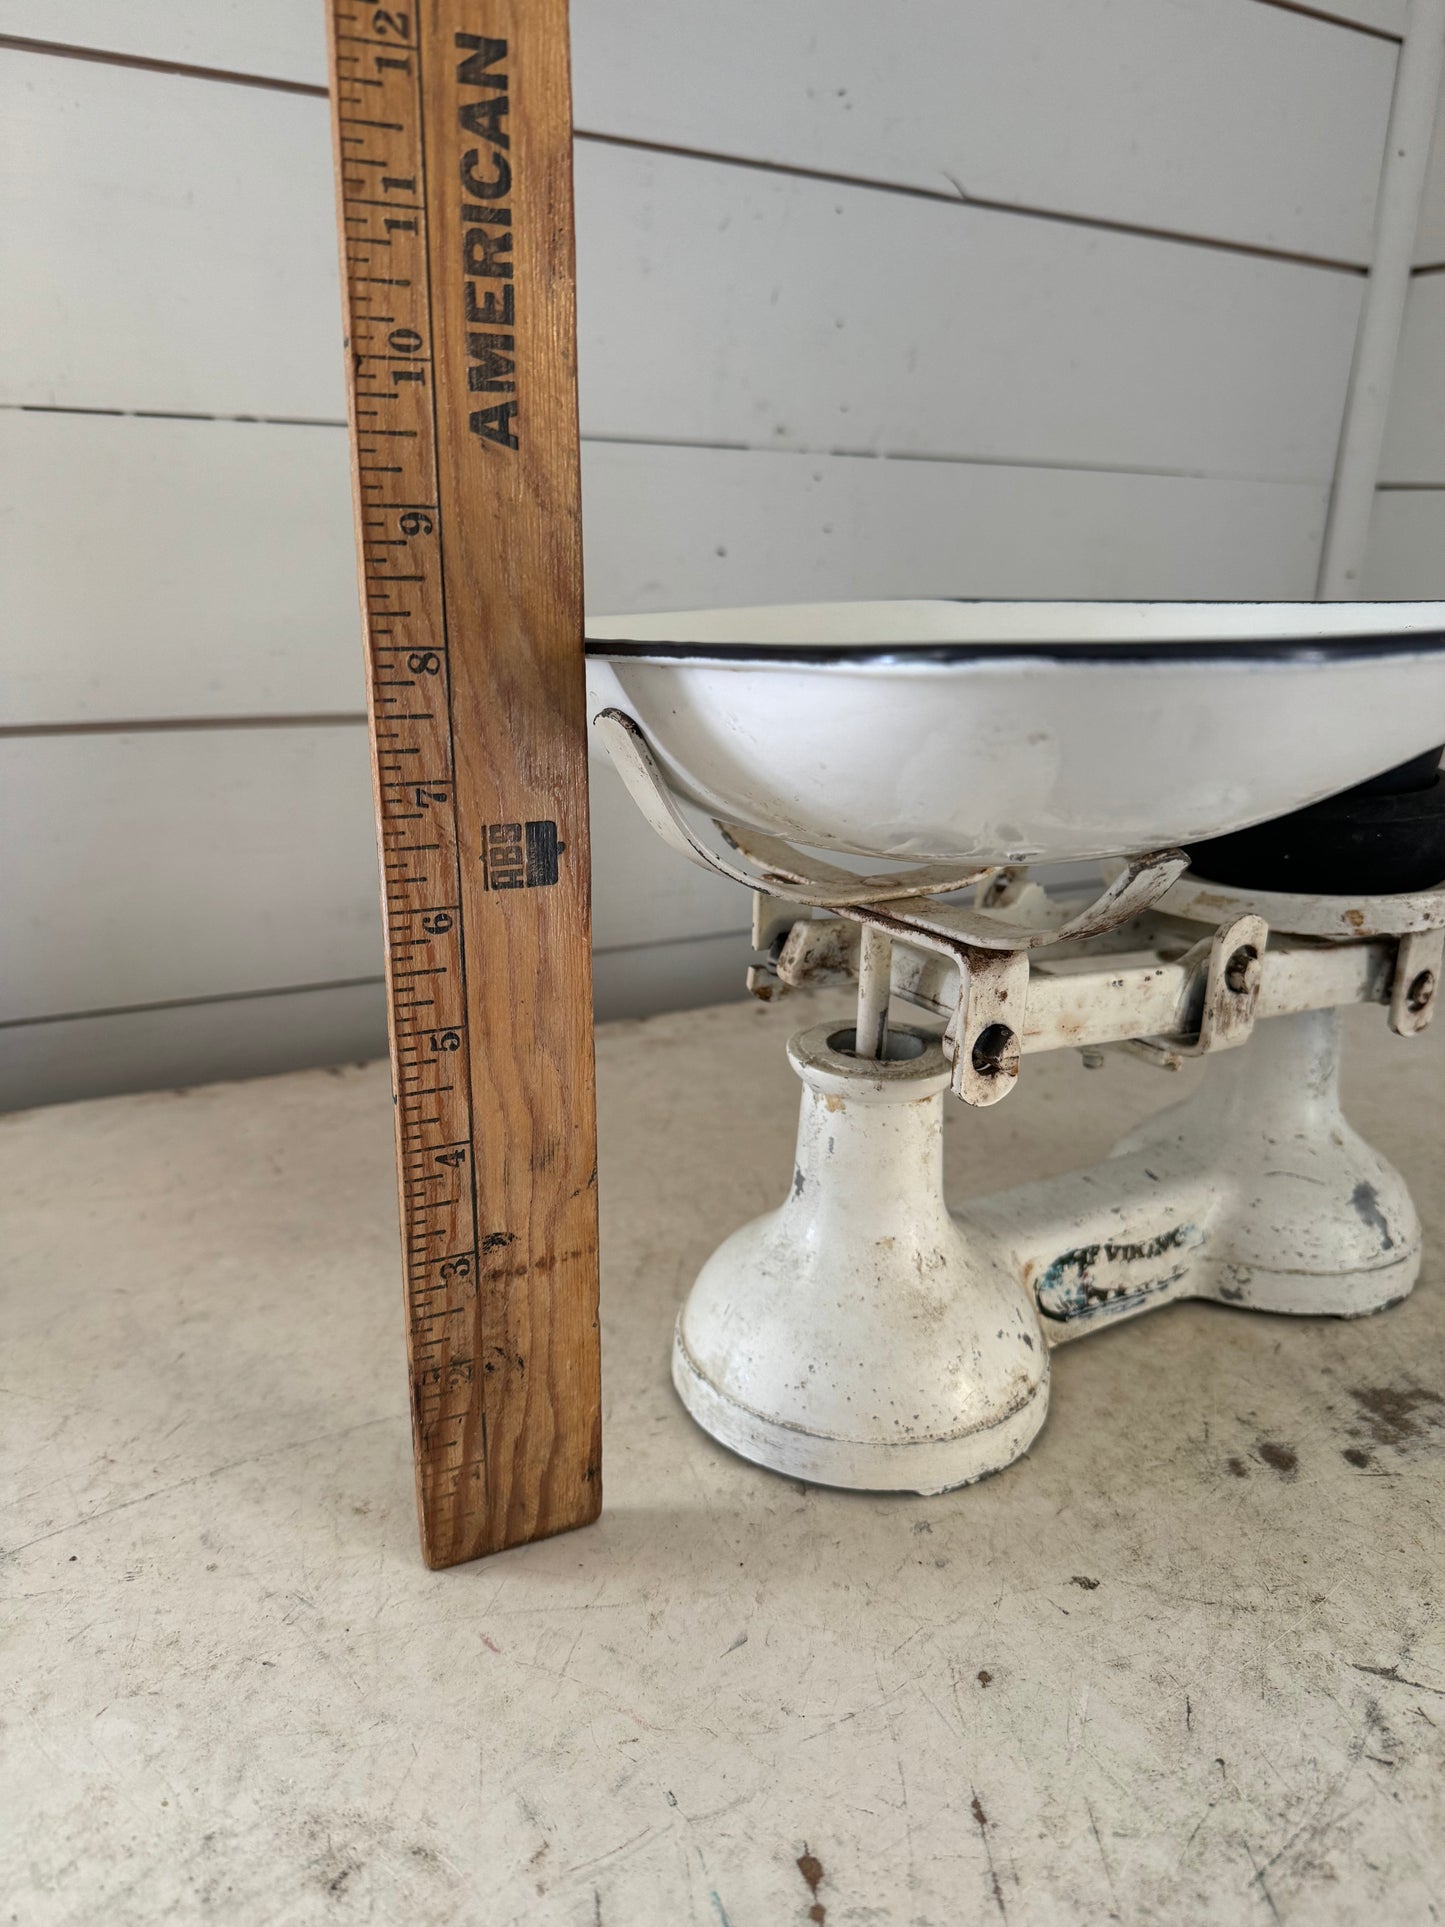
<box><xmin>1186</xmin><ymin>749</ymin><xmax>1445</xmax><ymax>895</ymax></box>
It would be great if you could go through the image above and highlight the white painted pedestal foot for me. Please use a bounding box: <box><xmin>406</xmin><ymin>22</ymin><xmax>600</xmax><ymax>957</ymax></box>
<box><xmin>672</xmin><ymin>1023</ymin><xmax>1049</xmax><ymax>1493</ymax></box>
<box><xmin>1112</xmin><ymin>1007</ymin><xmax>1422</xmax><ymax>1317</ymax></box>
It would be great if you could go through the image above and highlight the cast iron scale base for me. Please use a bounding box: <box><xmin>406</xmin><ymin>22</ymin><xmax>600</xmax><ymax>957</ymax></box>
<box><xmin>598</xmin><ymin>710</ymin><xmax>1444</xmax><ymax>1493</ymax></box>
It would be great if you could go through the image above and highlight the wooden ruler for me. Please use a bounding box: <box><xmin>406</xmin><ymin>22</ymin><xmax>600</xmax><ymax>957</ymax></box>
<box><xmin>325</xmin><ymin>0</ymin><xmax>600</xmax><ymax>1567</ymax></box>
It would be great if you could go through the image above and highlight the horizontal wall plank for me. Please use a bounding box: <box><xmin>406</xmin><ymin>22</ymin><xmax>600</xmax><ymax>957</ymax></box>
<box><xmin>1380</xmin><ymin>275</ymin><xmax>1445</xmax><ymax>481</ymax></box>
<box><xmin>1362</xmin><ymin>489</ymin><xmax>1445</xmax><ymax>596</ymax></box>
<box><xmin>0</xmin><ymin>51</ymin><xmax>1363</xmax><ymax>482</ymax></box>
<box><xmin>579</xmin><ymin>444</ymin><xmax>1330</xmax><ymax>615</ymax></box>
<box><xmin>5</xmin><ymin>0</ymin><xmax>1407</xmax><ymax>79</ymax></box>
<box><xmin>0</xmin><ymin>3</ymin><xmax>329</xmax><ymax>83</ymax></box>
<box><xmin>1</xmin><ymin>980</ymin><xmax>388</xmax><ymax>1113</ymax></box>
<box><xmin>0</xmin><ymin>412</ymin><xmax>364</xmax><ymax>723</ymax></box>
<box><xmin>573</xmin><ymin>146</ymin><xmax>1362</xmax><ymax>483</ymax></box>
<box><xmin>0</xmin><ymin>728</ymin><xmax>744</xmax><ymax>1024</ymax></box>
<box><xmin>0</xmin><ymin>49</ymin><xmax>346</xmax><ymax>419</ymax></box>
<box><xmin>0</xmin><ymin>933</ymin><xmax>752</xmax><ymax>1110</ymax></box>
<box><xmin>0</xmin><ymin>4</ymin><xmax>1396</xmax><ymax>264</ymax></box>
<box><xmin>0</xmin><ymin>728</ymin><xmax>382</xmax><ymax>1023</ymax></box>
<box><xmin>0</xmin><ymin>412</ymin><xmax>1330</xmax><ymax>726</ymax></box>
<box><xmin>569</xmin><ymin>0</ymin><xmax>1395</xmax><ymax>266</ymax></box>
<box><xmin>594</xmin><ymin>930</ymin><xmax>748</xmax><ymax>1027</ymax></box>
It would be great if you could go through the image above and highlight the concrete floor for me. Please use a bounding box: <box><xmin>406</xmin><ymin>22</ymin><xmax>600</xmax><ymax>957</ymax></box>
<box><xmin>3</xmin><ymin>988</ymin><xmax>1443</xmax><ymax>1925</ymax></box>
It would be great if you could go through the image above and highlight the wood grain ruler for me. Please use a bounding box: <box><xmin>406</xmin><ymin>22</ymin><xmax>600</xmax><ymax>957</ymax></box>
<box><xmin>325</xmin><ymin>0</ymin><xmax>600</xmax><ymax>1567</ymax></box>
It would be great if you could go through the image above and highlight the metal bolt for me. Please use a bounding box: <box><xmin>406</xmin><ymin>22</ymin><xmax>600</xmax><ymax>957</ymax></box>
<box><xmin>1406</xmin><ymin>968</ymin><xmax>1436</xmax><ymax>1014</ymax></box>
<box><xmin>1080</xmin><ymin>1049</ymin><xmax>1105</xmax><ymax>1070</ymax></box>
<box><xmin>971</xmin><ymin>1023</ymin><xmax>1021</xmax><ymax>1080</ymax></box>
<box><xmin>1224</xmin><ymin>944</ymin><xmax>1259</xmax><ymax>995</ymax></box>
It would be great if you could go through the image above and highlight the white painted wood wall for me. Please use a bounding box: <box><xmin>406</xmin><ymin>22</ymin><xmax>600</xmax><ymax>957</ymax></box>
<box><xmin>0</xmin><ymin>0</ymin><xmax>1434</xmax><ymax>1106</ymax></box>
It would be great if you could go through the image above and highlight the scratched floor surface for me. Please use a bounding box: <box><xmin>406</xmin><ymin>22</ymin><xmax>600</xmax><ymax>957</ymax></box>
<box><xmin>3</xmin><ymin>990</ymin><xmax>1443</xmax><ymax>1925</ymax></box>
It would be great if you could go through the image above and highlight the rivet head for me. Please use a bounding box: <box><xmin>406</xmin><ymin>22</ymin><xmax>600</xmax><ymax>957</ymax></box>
<box><xmin>1406</xmin><ymin>969</ymin><xmax>1436</xmax><ymax>1015</ymax></box>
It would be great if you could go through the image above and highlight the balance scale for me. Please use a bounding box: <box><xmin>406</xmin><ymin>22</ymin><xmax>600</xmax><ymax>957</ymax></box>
<box><xmin>586</xmin><ymin>600</ymin><xmax>1445</xmax><ymax>1493</ymax></box>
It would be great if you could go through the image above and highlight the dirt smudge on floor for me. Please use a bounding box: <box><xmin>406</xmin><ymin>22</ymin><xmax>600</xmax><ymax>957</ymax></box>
<box><xmin>1348</xmin><ymin>1383</ymin><xmax>1444</xmax><ymax>1451</ymax></box>
<box><xmin>1255</xmin><ymin>1441</ymin><xmax>1298</xmax><ymax>1480</ymax></box>
<box><xmin>796</xmin><ymin>1848</ymin><xmax>825</xmax><ymax>1924</ymax></box>
<box><xmin>969</xmin><ymin>1793</ymin><xmax>1007</xmax><ymax>1918</ymax></box>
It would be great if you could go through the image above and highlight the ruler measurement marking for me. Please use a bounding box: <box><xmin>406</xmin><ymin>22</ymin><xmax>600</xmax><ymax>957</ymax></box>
<box><xmin>410</xmin><ymin>13</ymin><xmax>490</xmax><ymax>1546</ymax></box>
<box><xmin>328</xmin><ymin>0</ymin><xmax>598</xmax><ymax>1568</ymax></box>
<box><xmin>331</xmin><ymin>0</ymin><xmax>486</xmax><ymax>1547</ymax></box>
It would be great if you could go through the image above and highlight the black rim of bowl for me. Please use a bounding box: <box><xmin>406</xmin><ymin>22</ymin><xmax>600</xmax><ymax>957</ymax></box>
<box><xmin>585</xmin><ymin>630</ymin><xmax>1445</xmax><ymax>667</ymax></box>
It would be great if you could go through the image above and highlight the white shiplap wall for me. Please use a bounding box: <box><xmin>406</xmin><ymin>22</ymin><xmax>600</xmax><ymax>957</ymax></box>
<box><xmin>0</xmin><ymin>2</ymin><xmax>1412</xmax><ymax>1107</ymax></box>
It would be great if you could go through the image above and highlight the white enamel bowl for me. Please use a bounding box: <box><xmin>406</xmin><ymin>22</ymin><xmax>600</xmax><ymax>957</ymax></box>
<box><xmin>585</xmin><ymin>600</ymin><xmax>1445</xmax><ymax>865</ymax></box>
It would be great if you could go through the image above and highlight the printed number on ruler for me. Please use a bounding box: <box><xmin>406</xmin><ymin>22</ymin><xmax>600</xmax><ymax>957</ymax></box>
<box><xmin>335</xmin><ymin>8</ymin><xmax>485</xmax><ymax>1481</ymax></box>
